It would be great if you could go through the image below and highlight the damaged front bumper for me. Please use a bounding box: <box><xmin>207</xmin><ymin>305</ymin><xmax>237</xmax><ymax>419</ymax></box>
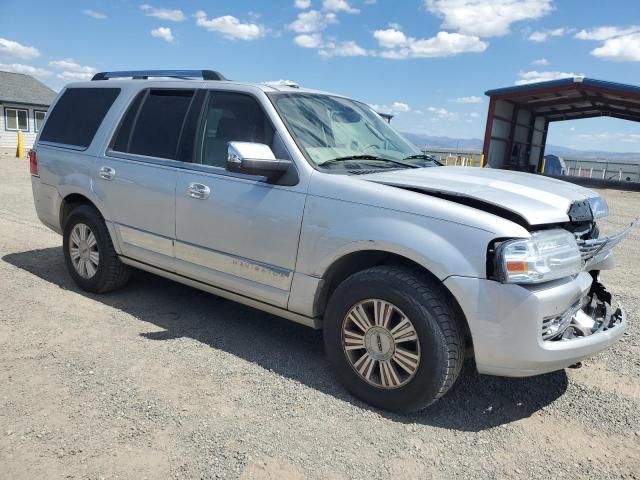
<box><xmin>445</xmin><ymin>272</ymin><xmax>627</xmax><ymax>378</ymax></box>
<box><xmin>542</xmin><ymin>281</ymin><xmax>624</xmax><ymax>341</ymax></box>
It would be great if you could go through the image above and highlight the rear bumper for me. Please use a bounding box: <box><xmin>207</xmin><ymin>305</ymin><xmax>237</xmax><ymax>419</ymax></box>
<box><xmin>444</xmin><ymin>272</ymin><xmax>626</xmax><ymax>377</ymax></box>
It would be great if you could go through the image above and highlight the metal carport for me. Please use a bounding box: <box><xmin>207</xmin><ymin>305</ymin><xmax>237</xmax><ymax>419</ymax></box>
<box><xmin>482</xmin><ymin>77</ymin><xmax>640</xmax><ymax>171</ymax></box>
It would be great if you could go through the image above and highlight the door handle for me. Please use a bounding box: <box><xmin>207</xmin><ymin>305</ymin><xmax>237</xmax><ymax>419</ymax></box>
<box><xmin>98</xmin><ymin>166</ymin><xmax>115</xmax><ymax>180</ymax></box>
<box><xmin>187</xmin><ymin>182</ymin><xmax>210</xmax><ymax>200</ymax></box>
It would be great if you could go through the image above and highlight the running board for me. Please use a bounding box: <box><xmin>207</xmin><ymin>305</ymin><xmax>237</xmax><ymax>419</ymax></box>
<box><xmin>119</xmin><ymin>256</ymin><xmax>321</xmax><ymax>329</ymax></box>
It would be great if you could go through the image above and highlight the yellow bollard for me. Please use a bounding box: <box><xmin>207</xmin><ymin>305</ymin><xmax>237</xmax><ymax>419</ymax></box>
<box><xmin>479</xmin><ymin>153</ymin><xmax>484</xmax><ymax>168</ymax></box>
<box><xmin>16</xmin><ymin>130</ymin><xmax>24</xmax><ymax>158</ymax></box>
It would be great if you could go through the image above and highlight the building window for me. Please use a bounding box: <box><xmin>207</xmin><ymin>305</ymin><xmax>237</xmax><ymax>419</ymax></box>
<box><xmin>5</xmin><ymin>107</ymin><xmax>29</xmax><ymax>131</ymax></box>
<box><xmin>34</xmin><ymin>110</ymin><xmax>46</xmax><ymax>132</ymax></box>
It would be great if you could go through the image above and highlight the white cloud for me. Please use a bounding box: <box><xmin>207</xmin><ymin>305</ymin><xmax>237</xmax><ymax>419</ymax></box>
<box><xmin>289</xmin><ymin>10</ymin><xmax>337</xmax><ymax>33</ymax></box>
<box><xmin>452</xmin><ymin>95</ymin><xmax>482</xmax><ymax>103</ymax></box>
<box><xmin>194</xmin><ymin>11</ymin><xmax>266</xmax><ymax>40</ymax></box>
<box><xmin>140</xmin><ymin>4</ymin><xmax>185</xmax><ymax>22</ymax></box>
<box><xmin>319</xmin><ymin>40</ymin><xmax>368</xmax><ymax>58</ymax></box>
<box><xmin>469</xmin><ymin>111</ymin><xmax>480</xmax><ymax>117</ymax></box>
<box><xmin>515</xmin><ymin>70</ymin><xmax>582</xmax><ymax>85</ymax></box>
<box><xmin>369</xmin><ymin>102</ymin><xmax>411</xmax><ymax>113</ymax></box>
<box><xmin>373</xmin><ymin>28</ymin><xmax>487</xmax><ymax>58</ymax></box>
<box><xmin>0</xmin><ymin>63</ymin><xmax>52</xmax><ymax>77</ymax></box>
<box><xmin>151</xmin><ymin>27</ymin><xmax>174</xmax><ymax>43</ymax></box>
<box><xmin>49</xmin><ymin>58</ymin><xmax>97</xmax><ymax>81</ymax></box>
<box><xmin>425</xmin><ymin>0</ymin><xmax>554</xmax><ymax>37</ymax></box>
<box><xmin>373</xmin><ymin>28</ymin><xmax>408</xmax><ymax>48</ymax></box>
<box><xmin>294</xmin><ymin>0</ymin><xmax>312</xmax><ymax>8</ymax></box>
<box><xmin>0</xmin><ymin>38</ymin><xmax>40</xmax><ymax>59</ymax></box>
<box><xmin>531</xmin><ymin>57</ymin><xmax>549</xmax><ymax>66</ymax></box>
<box><xmin>83</xmin><ymin>9</ymin><xmax>107</xmax><ymax>20</ymax></box>
<box><xmin>293</xmin><ymin>30</ymin><xmax>369</xmax><ymax>57</ymax></box>
<box><xmin>322</xmin><ymin>0</ymin><xmax>359</xmax><ymax>14</ymax></box>
<box><xmin>427</xmin><ymin>106</ymin><xmax>457</xmax><ymax>119</ymax></box>
<box><xmin>294</xmin><ymin>33</ymin><xmax>323</xmax><ymax>48</ymax></box>
<box><xmin>591</xmin><ymin>33</ymin><xmax>640</xmax><ymax>62</ymax></box>
<box><xmin>528</xmin><ymin>27</ymin><xmax>569</xmax><ymax>42</ymax></box>
<box><xmin>575</xmin><ymin>25</ymin><xmax>640</xmax><ymax>41</ymax></box>
<box><xmin>56</xmin><ymin>71</ymin><xmax>95</xmax><ymax>80</ymax></box>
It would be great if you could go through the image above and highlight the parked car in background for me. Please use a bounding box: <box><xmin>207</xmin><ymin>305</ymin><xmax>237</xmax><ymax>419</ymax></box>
<box><xmin>30</xmin><ymin>70</ymin><xmax>635</xmax><ymax>411</ymax></box>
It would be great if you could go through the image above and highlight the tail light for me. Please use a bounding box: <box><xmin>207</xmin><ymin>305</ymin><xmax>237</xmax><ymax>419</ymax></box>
<box><xmin>29</xmin><ymin>149</ymin><xmax>38</xmax><ymax>176</ymax></box>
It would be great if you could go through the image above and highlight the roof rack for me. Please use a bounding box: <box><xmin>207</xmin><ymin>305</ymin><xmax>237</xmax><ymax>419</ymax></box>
<box><xmin>91</xmin><ymin>70</ymin><xmax>226</xmax><ymax>81</ymax></box>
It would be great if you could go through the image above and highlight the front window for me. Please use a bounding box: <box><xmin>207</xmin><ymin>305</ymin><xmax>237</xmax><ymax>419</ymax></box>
<box><xmin>5</xmin><ymin>107</ymin><xmax>28</xmax><ymax>131</ymax></box>
<box><xmin>270</xmin><ymin>93</ymin><xmax>432</xmax><ymax>170</ymax></box>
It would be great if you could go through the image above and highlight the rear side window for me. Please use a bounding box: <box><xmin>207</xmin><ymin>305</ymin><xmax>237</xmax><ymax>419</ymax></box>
<box><xmin>112</xmin><ymin>89</ymin><xmax>195</xmax><ymax>160</ymax></box>
<box><xmin>39</xmin><ymin>88</ymin><xmax>120</xmax><ymax>148</ymax></box>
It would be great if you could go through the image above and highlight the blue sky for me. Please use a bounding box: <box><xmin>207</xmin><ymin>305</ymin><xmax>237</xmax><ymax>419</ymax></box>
<box><xmin>1</xmin><ymin>0</ymin><xmax>639</xmax><ymax>152</ymax></box>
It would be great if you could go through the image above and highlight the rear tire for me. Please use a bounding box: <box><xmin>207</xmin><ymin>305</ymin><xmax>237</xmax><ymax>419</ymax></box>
<box><xmin>323</xmin><ymin>265</ymin><xmax>465</xmax><ymax>412</ymax></box>
<box><xmin>63</xmin><ymin>205</ymin><xmax>131</xmax><ymax>293</ymax></box>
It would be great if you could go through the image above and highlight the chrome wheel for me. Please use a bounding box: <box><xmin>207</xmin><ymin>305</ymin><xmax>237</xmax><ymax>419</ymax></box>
<box><xmin>69</xmin><ymin>223</ymin><xmax>99</xmax><ymax>279</ymax></box>
<box><xmin>342</xmin><ymin>299</ymin><xmax>421</xmax><ymax>389</ymax></box>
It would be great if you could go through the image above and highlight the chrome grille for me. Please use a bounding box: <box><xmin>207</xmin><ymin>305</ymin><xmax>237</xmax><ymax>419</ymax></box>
<box><xmin>574</xmin><ymin>220</ymin><xmax>637</xmax><ymax>268</ymax></box>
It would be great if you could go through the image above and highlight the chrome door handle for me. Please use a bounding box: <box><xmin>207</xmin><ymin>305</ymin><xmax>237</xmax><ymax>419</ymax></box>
<box><xmin>98</xmin><ymin>166</ymin><xmax>115</xmax><ymax>180</ymax></box>
<box><xmin>187</xmin><ymin>182</ymin><xmax>210</xmax><ymax>200</ymax></box>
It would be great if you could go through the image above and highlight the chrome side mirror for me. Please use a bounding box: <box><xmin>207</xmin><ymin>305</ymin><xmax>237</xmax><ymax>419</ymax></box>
<box><xmin>226</xmin><ymin>142</ymin><xmax>292</xmax><ymax>182</ymax></box>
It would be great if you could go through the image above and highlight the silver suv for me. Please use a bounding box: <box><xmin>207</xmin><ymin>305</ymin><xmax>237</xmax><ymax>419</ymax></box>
<box><xmin>30</xmin><ymin>70</ymin><xmax>634</xmax><ymax>412</ymax></box>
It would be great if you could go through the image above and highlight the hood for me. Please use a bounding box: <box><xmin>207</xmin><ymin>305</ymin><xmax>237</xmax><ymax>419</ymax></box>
<box><xmin>362</xmin><ymin>166</ymin><xmax>598</xmax><ymax>226</ymax></box>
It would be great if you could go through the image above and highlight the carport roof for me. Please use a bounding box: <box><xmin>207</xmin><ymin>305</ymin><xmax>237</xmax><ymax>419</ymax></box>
<box><xmin>484</xmin><ymin>77</ymin><xmax>640</xmax><ymax>123</ymax></box>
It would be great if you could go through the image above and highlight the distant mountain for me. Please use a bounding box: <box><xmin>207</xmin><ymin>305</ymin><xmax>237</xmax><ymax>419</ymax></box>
<box><xmin>402</xmin><ymin>132</ymin><xmax>483</xmax><ymax>151</ymax></box>
<box><xmin>402</xmin><ymin>132</ymin><xmax>640</xmax><ymax>163</ymax></box>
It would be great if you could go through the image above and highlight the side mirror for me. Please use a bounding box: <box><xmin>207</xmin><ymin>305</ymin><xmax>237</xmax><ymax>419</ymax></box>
<box><xmin>226</xmin><ymin>142</ymin><xmax>292</xmax><ymax>182</ymax></box>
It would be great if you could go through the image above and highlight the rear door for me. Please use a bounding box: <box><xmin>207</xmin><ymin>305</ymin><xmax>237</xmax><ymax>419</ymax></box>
<box><xmin>174</xmin><ymin>90</ymin><xmax>306</xmax><ymax>308</ymax></box>
<box><xmin>95</xmin><ymin>88</ymin><xmax>201</xmax><ymax>271</ymax></box>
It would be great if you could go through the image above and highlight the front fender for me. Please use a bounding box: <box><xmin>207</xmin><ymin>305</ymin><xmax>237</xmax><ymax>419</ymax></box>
<box><xmin>296</xmin><ymin>195</ymin><xmax>497</xmax><ymax>281</ymax></box>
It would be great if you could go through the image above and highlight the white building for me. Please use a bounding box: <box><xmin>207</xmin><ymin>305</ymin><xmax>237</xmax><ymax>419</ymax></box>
<box><xmin>0</xmin><ymin>71</ymin><xmax>56</xmax><ymax>151</ymax></box>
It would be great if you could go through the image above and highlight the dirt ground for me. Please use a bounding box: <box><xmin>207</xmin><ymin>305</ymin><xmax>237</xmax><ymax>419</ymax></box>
<box><xmin>1</xmin><ymin>156</ymin><xmax>639</xmax><ymax>479</ymax></box>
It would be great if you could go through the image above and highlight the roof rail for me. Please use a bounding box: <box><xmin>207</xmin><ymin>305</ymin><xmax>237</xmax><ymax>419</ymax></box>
<box><xmin>91</xmin><ymin>70</ymin><xmax>226</xmax><ymax>81</ymax></box>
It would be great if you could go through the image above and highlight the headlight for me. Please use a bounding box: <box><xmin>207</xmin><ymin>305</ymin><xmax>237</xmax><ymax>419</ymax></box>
<box><xmin>496</xmin><ymin>229</ymin><xmax>582</xmax><ymax>284</ymax></box>
<box><xmin>588</xmin><ymin>196</ymin><xmax>609</xmax><ymax>219</ymax></box>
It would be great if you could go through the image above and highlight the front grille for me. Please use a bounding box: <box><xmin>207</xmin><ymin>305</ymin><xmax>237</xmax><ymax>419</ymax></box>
<box><xmin>573</xmin><ymin>221</ymin><xmax>636</xmax><ymax>269</ymax></box>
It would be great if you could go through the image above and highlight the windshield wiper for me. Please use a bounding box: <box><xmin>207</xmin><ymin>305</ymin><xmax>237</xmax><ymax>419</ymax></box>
<box><xmin>319</xmin><ymin>155</ymin><xmax>418</xmax><ymax>168</ymax></box>
<box><xmin>402</xmin><ymin>154</ymin><xmax>442</xmax><ymax>165</ymax></box>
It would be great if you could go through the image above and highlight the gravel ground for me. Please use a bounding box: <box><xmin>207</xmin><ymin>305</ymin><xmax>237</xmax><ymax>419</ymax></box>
<box><xmin>0</xmin><ymin>156</ymin><xmax>639</xmax><ymax>479</ymax></box>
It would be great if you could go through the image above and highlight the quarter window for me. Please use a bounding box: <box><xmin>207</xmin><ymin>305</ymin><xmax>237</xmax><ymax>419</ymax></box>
<box><xmin>39</xmin><ymin>88</ymin><xmax>120</xmax><ymax>148</ymax></box>
<box><xmin>5</xmin><ymin>108</ymin><xmax>28</xmax><ymax>131</ymax></box>
<box><xmin>34</xmin><ymin>110</ymin><xmax>47</xmax><ymax>132</ymax></box>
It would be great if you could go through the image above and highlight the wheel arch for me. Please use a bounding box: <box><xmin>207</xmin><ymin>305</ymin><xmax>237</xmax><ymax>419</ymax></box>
<box><xmin>59</xmin><ymin>192</ymin><xmax>121</xmax><ymax>255</ymax></box>
<box><xmin>316</xmin><ymin>248</ymin><xmax>473</xmax><ymax>348</ymax></box>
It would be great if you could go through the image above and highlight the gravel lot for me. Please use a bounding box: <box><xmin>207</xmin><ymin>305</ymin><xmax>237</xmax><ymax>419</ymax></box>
<box><xmin>1</xmin><ymin>156</ymin><xmax>639</xmax><ymax>479</ymax></box>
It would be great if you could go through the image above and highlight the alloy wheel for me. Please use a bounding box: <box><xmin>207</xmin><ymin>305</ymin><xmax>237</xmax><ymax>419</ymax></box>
<box><xmin>341</xmin><ymin>299</ymin><xmax>421</xmax><ymax>389</ymax></box>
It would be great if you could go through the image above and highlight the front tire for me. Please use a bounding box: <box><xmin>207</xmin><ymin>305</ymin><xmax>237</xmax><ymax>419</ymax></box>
<box><xmin>63</xmin><ymin>205</ymin><xmax>131</xmax><ymax>293</ymax></box>
<box><xmin>323</xmin><ymin>265</ymin><xmax>465</xmax><ymax>412</ymax></box>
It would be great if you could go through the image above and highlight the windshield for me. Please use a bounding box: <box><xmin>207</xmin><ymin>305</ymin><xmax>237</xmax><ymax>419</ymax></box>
<box><xmin>270</xmin><ymin>93</ymin><xmax>423</xmax><ymax>169</ymax></box>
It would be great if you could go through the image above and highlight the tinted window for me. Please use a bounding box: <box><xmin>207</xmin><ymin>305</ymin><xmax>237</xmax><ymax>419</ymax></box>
<box><xmin>128</xmin><ymin>90</ymin><xmax>194</xmax><ymax>159</ymax></box>
<box><xmin>197</xmin><ymin>92</ymin><xmax>276</xmax><ymax>167</ymax></box>
<box><xmin>111</xmin><ymin>91</ymin><xmax>145</xmax><ymax>153</ymax></box>
<box><xmin>40</xmin><ymin>88</ymin><xmax>120</xmax><ymax>147</ymax></box>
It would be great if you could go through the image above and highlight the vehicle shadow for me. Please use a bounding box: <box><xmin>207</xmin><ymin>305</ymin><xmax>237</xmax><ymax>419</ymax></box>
<box><xmin>3</xmin><ymin>247</ymin><xmax>569</xmax><ymax>432</ymax></box>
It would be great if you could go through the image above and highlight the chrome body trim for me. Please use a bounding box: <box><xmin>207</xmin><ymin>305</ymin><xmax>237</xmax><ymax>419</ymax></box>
<box><xmin>119</xmin><ymin>256</ymin><xmax>320</xmax><ymax>329</ymax></box>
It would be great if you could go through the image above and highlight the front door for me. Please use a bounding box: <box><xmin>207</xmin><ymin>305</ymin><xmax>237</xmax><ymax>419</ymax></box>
<box><xmin>174</xmin><ymin>90</ymin><xmax>306</xmax><ymax>308</ymax></box>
